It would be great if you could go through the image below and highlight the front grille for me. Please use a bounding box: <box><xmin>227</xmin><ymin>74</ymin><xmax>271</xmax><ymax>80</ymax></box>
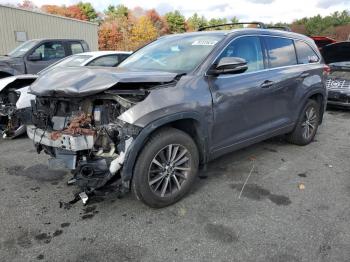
<box><xmin>326</xmin><ymin>78</ymin><xmax>350</xmax><ymax>91</ymax></box>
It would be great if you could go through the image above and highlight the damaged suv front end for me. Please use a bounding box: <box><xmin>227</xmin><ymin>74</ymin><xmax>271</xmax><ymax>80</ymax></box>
<box><xmin>26</xmin><ymin>33</ymin><xmax>224</xmax><ymax>206</ymax></box>
<box><xmin>27</xmin><ymin>67</ymin><xmax>180</xmax><ymax>199</ymax></box>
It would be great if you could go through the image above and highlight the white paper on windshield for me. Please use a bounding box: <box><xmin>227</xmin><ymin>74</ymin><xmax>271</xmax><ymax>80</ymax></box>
<box><xmin>192</xmin><ymin>40</ymin><xmax>218</xmax><ymax>46</ymax></box>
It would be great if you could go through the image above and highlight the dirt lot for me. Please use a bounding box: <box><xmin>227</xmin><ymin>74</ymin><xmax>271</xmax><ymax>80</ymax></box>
<box><xmin>0</xmin><ymin>109</ymin><xmax>350</xmax><ymax>262</ymax></box>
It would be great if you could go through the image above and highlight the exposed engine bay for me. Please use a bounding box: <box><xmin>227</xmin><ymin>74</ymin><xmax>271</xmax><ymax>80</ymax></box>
<box><xmin>0</xmin><ymin>76</ymin><xmax>36</xmax><ymax>138</ymax></box>
<box><xmin>27</xmin><ymin>89</ymin><xmax>148</xmax><ymax>202</ymax></box>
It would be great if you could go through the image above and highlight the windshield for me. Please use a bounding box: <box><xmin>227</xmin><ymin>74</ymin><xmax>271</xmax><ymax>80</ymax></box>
<box><xmin>38</xmin><ymin>55</ymin><xmax>92</xmax><ymax>75</ymax></box>
<box><xmin>7</xmin><ymin>40</ymin><xmax>38</xmax><ymax>57</ymax></box>
<box><xmin>119</xmin><ymin>34</ymin><xmax>225</xmax><ymax>73</ymax></box>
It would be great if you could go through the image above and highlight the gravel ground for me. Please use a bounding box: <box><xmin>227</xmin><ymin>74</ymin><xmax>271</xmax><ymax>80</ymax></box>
<box><xmin>0</xmin><ymin>109</ymin><xmax>349</xmax><ymax>262</ymax></box>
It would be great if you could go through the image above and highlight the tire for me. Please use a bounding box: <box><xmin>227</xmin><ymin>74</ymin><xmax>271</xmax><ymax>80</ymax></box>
<box><xmin>132</xmin><ymin>128</ymin><xmax>199</xmax><ymax>208</ymax></box>
<box><xmin>286</xmin><ymin>99</ymin><xmax>320</xmax><ymax>145</ymax></box>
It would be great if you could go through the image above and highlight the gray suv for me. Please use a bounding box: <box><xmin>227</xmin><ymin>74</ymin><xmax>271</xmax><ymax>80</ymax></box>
<box><xmin>26</xmin><ymin>27</ymin><xmax>327</xmax><ymax>207</ymax></box>
<box><xmin>0</xmin><ymin>39</ymin><xmax>89</xmax><ymax>78</ymax></box>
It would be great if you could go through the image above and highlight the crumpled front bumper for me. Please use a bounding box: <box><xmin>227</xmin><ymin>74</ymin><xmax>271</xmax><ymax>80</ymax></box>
<box><xmin>26</xmin><ymin>125</ymin><xmax>94</xmax><ymax>151</ymax></box>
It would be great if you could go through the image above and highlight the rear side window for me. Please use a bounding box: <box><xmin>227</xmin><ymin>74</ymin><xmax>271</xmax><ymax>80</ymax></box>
<box><xmin>295</xmin><ymin>40</ymin><xmax>319</xmax><ymax>64</ymax></box>
<box><xmin>88</xmin><ymin>55</ymin><xmax>120</xmax><ymax>67</ymax></box>
<box><xmin>219</xmin><ymin>36</ymin><xmax>264</xmax><ymax>73</ymax></box>
<box><xmin>264</xmin><ymin>37</ymin><xmax>297</xmax><ymax>68</ymax></box>
<box><xmin>70</xmin><ymin>42</ymin><xmax>84</xmax><ymax>54</ymax></box>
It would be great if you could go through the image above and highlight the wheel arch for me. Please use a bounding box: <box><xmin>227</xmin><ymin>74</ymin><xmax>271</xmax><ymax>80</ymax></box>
<box><xmin>297</xmin><ymin>89</ymin><xmax>326</xmax><ymax>125</ymax></box>
<box><xmin>307</xmin><ymin>92</ymin><xmax>325</xmax><ymax>124</ymax></box>
<box><xmin>121</xmin><ymin>112</ymin><xmax>209</xmax><ymax>183</ymax></box>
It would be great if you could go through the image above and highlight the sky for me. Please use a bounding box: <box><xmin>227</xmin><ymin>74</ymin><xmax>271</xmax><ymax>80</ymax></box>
<box><xmin>1</xmin><ymin>0</ymin><xmax>350</xmax><ymax>23</ymax></box>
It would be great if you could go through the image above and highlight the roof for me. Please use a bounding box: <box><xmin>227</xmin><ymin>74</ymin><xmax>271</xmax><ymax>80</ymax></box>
<box><xmin>82</xmin><ymin>51</ymin><xmax>133</xmax><ymax>56</ymax></box>
<box><xmin>0</xmin><ymin>4</ymin><xmax>98</xmax><ymax>26</ymax></box>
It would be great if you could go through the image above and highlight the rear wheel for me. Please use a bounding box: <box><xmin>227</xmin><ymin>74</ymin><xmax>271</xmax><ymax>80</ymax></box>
<box><xmin>286</xmin><ymin>99</ymin><xmax>320</xmax><ymax>145</ymax></box>
<box><xmin>132</xmin><ymin>128</ymin><xmax>199</xmax><ymax>208</ymax></box>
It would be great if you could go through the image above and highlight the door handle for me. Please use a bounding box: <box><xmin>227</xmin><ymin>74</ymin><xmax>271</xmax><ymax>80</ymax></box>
<box><xmin>260</xmin><ymin>80</ymin><xmax>275</xmax><ymax>88</ymax></box>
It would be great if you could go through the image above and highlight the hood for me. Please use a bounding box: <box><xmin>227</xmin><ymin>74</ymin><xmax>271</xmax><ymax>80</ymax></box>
<box><xmin>30</xmin><ymin>67</ymin><xmax>178</xmax><ymax>97</ymax></box>
<box><xmin>0</xmin><ymin>74</ymin><xmax>38</xmax><ymax>92</ymax></box>
<box><xmin>321</xmin><ymin>42</ymin><xmax>350</xmax><ymax>64</ymax></box>
<box><xmin>0</xmin><ymin>55</ymin><xmax>18</xmax><ymax>65</ymax></box>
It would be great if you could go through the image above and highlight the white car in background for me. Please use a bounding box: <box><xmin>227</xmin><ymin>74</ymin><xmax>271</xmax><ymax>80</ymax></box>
<box><xmin>0</xmin><ymin>51</ymin><xmax>132</xmax><ymax>138</ymax></box>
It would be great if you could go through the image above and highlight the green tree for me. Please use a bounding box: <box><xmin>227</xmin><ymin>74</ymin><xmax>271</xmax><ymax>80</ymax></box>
<box><xmin>292</xmin><ymin>10</ymin><xmax>350</xmax><ymax>36</ymax></box>
<box><xmin>187</xmin><ymin>13</ymin><xmax>208</xmax><ymax>31</ymax></box>
<box><xmin>165</xmin><ymin>10</ymin><xmax>186</xmax><ymax>33</ymax></box>
<box><xmin>77</xmin><ymin>2</ymin><xmax>98</xmax><ymax>22</ymax></box>
<box><xmin>105</xmin><ymin>4</ymin><xmax>129</xmax><ymax>19</ymax></box>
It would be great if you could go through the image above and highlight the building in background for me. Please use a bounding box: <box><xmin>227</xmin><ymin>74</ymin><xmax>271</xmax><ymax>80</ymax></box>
<box><xmin>0</xmin><ymin>4</ymin><xmax>98</xmax><ymax>54</ymax></box>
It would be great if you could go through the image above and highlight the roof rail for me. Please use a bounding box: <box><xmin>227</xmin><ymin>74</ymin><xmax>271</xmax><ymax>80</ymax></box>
<box><xmin>267</xmin><ymin>26</ymin><xmax>291</xmax><ymax>32</ymax></box>
<box><xmin>198</xmin><ymin>22</ymin><xmax>267</xmax><ymax>31</ymax></box>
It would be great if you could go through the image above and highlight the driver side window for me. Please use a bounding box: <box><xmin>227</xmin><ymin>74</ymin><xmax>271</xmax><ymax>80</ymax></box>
<box><xmin>219</xmin><ymin>36</ymin><xmax>264</xmax><ymax>73</ymax></box>
<box><xmin>31</xmin><ymin>42</ymin><xmax>65</xmax><ymax>61</ymax></box>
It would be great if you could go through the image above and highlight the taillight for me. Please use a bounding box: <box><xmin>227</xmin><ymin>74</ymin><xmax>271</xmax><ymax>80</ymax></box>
<box><xmin>323</xmin><ymin>65</ymin><xmax>330</xmax><ymax>76</ymax></box>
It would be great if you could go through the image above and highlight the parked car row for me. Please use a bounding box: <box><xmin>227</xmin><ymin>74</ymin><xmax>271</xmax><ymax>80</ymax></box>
<box><xmin>0</xmin><ymin>23</ymin><xmax>347</xmax><ymax>208</ymax></box>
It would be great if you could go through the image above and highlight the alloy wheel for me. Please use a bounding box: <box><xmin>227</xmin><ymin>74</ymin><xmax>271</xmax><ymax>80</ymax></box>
<box><xmin>301</xmin><ymin>106</ymin><xmax>318</xmax><ymax>140</ymax></box>
<box><xmin>148</xmin><ymin>144</ymin><xmax>191</xmax><ymax>198</ymax></box>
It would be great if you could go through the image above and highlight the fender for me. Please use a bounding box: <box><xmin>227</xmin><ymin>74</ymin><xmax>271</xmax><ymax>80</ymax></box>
<box><xmin>121</xmin><ymin>111</ymin><xmax>209</xmax><ymax>183</ymax></box>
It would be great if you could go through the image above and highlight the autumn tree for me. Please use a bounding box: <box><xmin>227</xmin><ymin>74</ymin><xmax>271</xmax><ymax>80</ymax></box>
<box><xmin>41</xmin><ymin>5</ymin><xmax>67</xmax><ymax>16</ymax></box>
<box><xmin>98</xmin><ymin>21</ymin><xmax>123</xmax><ymax>50</ymax></box>
<box><xmin>130</xmin><ymin>16</ymin><xmax>158</xmax><ymax>49</ymax></box>
<box><xmin>146</xmin><ymin>9</ymin><xmax>169</xmax><ymax>35</ymax></box>
<box><xmin>165</xmin><ymin>10</ymin><xmax>186</xmax><ymax>33</ymax></box>
<box><xmin>66</xmin><ymin>5</ymin><xmax>88</xmax><ymax>21</ymax></box>
<box><xmin>77</xmin><ymin>2</ymin><xmax>98</xmax><ymax>22</ymax></box>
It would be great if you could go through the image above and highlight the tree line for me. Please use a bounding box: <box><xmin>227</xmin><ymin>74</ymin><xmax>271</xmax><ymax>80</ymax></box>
<box><xmin>14</xmin><ymin>0</ymin><xmax>350</xmax><ymax>51</ymax></box>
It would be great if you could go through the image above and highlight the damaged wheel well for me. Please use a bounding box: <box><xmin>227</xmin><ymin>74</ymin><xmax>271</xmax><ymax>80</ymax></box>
<box><xmin>122</xmin><ymin>116</ymin><xmax>208</xmax><ymax>184</ymax></box>
<box><xmin>164</xmin><ymin>119</ymin><xmax>206</xmax><ymax>164</ymax></box>
<box><xmin>138</xmin><ymin>119</ymin><xmax>206</xmax><ymax>164</ymax></box>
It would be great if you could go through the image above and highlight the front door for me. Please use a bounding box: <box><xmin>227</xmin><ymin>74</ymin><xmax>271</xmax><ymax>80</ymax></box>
<box><xmin>25</xmin><ymin>41</ymin><xmax>66</xmax><ymax>74</ymax></box>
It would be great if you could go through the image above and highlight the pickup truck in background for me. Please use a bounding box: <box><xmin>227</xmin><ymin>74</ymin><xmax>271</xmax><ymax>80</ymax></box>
<box><xmin>0</xmin><ymin>39</ymin><xmax>90</xmax><ymax>78</ymax></box>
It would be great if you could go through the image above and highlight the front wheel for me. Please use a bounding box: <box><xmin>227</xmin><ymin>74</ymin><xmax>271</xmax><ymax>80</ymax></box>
<box><xmin>286</xmin><ymin>99</ymin><xmax>320</xmax><ymax>145</ymax></box>
<box><xmin>132</xmin><ymin>128</ymin><xmax>199</xmax><ymax>208</ymax></box>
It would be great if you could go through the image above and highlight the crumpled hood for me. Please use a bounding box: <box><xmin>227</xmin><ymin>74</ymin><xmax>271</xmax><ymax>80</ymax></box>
<box><xmin>0</xmin><ymin>74</ymin><xmax>38</xmax><ymax>92</ymax></box>
<box><xmin>30</xmin><ymin>66</ymin><xmax>178</xmax><ymax>97</ymax></box>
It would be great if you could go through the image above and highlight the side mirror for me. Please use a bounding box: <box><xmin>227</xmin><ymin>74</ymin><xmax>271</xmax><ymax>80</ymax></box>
<box><xmin>209</xmin><ymin>57</ymin><xmax>248</xmax><ymax>75</ymax></box>
<box><xmin>28</xmin><ymin>53</ymin><xmax>42</xmax><ymax>61</ymax></box>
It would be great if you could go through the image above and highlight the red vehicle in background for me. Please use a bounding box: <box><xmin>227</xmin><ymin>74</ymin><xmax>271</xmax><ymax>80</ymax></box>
<box><xmin>311</xmin><ymin>36</ymin><xmax>337</xmax><ymax>50</ymax></box>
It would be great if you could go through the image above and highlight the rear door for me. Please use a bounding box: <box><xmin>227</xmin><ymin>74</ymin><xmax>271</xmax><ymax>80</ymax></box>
<box><xmin>25</xmin><ymin>41</ymin><xmax>66</xmax><ymax>74</ymax></box>
<box><xmin>260</xmin><ymin>36</ymin><xmax>305</xmax><ymax>124</ymax></box>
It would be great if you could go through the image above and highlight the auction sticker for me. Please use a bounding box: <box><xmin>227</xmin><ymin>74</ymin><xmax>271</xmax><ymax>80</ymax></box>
<box><xmin>192</xmin><ymin>40</ymin><xmax>218</xmax><ymax>46</ymax></box>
